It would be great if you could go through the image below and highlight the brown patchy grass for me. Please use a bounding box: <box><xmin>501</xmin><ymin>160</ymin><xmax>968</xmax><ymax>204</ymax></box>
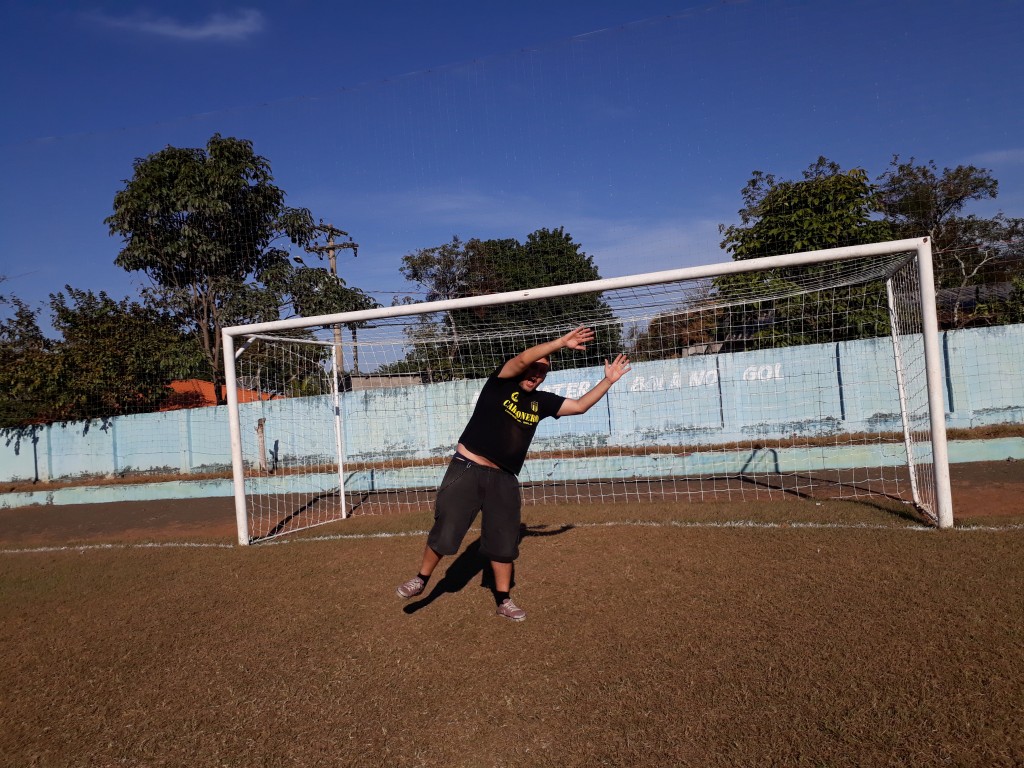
<box><xmin>1</xmin><ymin>494</ymin><xmax>1023</xmax><ymax>767</ymax></box>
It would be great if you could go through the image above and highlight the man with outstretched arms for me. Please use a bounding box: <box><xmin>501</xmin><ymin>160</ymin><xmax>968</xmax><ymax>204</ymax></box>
<box><xmin>395</xmin><ymin>325</ymin><xmax>631</xmax><ymax>621</ymax></box>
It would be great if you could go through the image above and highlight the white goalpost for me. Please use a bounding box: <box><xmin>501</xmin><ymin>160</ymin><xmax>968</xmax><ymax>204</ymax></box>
<box><xmin>223</xmin><ymin>237</ymin><xmax>953</xmax><ymax>545</ymax></box>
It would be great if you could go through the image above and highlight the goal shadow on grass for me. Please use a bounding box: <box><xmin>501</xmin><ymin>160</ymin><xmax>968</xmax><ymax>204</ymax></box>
<box><xmin>402</xmin><ymin>523</ymin><xmax>573</xmax><ymax>615</ymax></box>
<box><xmin>251</xmin><ymin>488</ymin><xmax>350</xmax><ymax>543</ymax></box>
<box><xmin>251</xmin><ymin>487</ymin><xmax>407</xmax><ymax>543</ymax></box>
<box><xmin>735</xmin><ymin>472</ymin><xmax>926</xmax><ymax>523</ymax></box>
<box><xmin>250</xmin><ymin>494</ymin><xmax>331</xmax><ymax>543</ymax></box>
<box><xmin>733</xmin><ymin>448</ymin><xmax>927</xmax><ymax>524</ymax></box>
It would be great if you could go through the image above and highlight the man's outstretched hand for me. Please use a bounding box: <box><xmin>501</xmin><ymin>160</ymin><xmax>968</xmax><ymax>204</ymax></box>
<box><xmin>604</xmin><ymin>354</ymin><xmax>632</xmax><ymax>383</ymax></box>
<box><xmin>560</xmin><ymin>325</ymin><xmax>596</xmax><ymax>350</ymax></box>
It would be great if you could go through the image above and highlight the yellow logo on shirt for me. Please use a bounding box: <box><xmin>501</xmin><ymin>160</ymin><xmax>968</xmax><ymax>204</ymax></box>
<box><xmin>503</xmin><ymin>392</ymin><xmax>540</xmax><ymax>426</ymax></box>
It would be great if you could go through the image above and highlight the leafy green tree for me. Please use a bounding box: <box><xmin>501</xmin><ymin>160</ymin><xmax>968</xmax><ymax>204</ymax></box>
<box><xmin>286</xmin><ymin>267</ymin><xmax>377</xmax><ymax>319</ymax></box>
<box><xmin>627</xmin><ymin>281</ymin><xmax>724</xmax><ymax>362</ymax></box>
<box><xmin>720</xmin><ymin>157</ymin><xmax>892</xmax><ymax>260</ymax></box>
<box><xmin>701</xmin><ymin>155</ymin><xmax>1021</xmax><ymax>352</ymax></box>
<box><xmin>715</xmin><ymin>158</ymin><xmax>894</xmax><ymax>349</ymax></box>
<box><xmin>976</xmin><ymin>275</ymin><xmax>1024</xmax><ymax>326</ymax></box>
<box><xmin>0</xmin><ymin>296</ymin><xmax>53</xmax><ymax>427</ymax></box>
<box><xmin>392</xmin><ymin>228</ymin><xmax>622</xmax><ymax>379</ymax></box>
<box><xmin>939</xmin><ymin>214</ymin><xmax>1024</xmax><ymax>327</ymax></box>
<box><xmin>454</xmin><ymin>229</ymin><xmax>622</xmax><ymax>374</ymax></box>
<box><xmin>286</xmin><ymin>265</ymin><xmax>380</xmax><ymax>374</ymax></box>
<box><xmin>46</xmin><ymin>287</ymin><xmax>200</xmax><ymax>421</ymax></box>
<box><xmin>106</xmin><ymin>134</ymin><xmax>317</xmax><ymax>403</ymax></box>
<box><xmin>398</xmin><ymin>235</ymin><xmax>472</xmax><ymax>304</ymax></box>
<box><xmin>0</xmin><ymin>288</ymin><xmax>199</xmax><ymax>427</ymax></box>
<box><xmin>1003</xmin><ymin>276</ymin><xmax>1024</xmax><ymax>323</ymax></box>
<box><xmin>876</xmin><ymin>156</ymin><xmax>998</xmax><ymax>247</ymax></box>
<box><xmin>877</xmin><ymin>157</ymin><xmax>1023</xmax><ymax>327</ymax></box>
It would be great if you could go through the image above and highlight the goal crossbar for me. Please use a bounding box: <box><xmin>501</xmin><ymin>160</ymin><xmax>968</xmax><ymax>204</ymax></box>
<box><xmin>225</xmin><ymin>238</ymin><xmax>930</xmax><ymax>336</ymax></box>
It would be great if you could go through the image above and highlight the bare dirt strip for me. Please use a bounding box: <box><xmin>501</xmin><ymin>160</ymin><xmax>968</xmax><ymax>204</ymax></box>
<box><xmin>0</xmin><ymin>460</ymin><xmax>1020</xmax><ymax>549</ymax></box>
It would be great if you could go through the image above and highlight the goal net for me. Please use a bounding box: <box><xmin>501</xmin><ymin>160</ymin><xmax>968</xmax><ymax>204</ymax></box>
<box><xmin>223</xmin><ymin>238</ymin><xmax>953</xmax><ymax>544</ymax></box>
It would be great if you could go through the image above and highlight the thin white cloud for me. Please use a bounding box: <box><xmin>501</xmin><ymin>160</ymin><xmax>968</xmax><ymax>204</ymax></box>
<box><xmin>342</xmin><ymin>185</ymin><xmax>729</xmax><ymax>273</ymax></box>
<box><xmin>968</xmin><ymin>148</ymin><xmax>1024</xmax><ymax>167</ymax></box>
<box><xmin>575</xmin><ymin>217</ymin><xmax>729</xmax><ymax>277</ymax></box>
<box><xmin>342</xmin><ymin>187</ymin><xmax>554</xmax><ymax>235</ymax></box>
<box><xmin>90</xmin><ymin>8</ymin><xmax>264</xmax><ymax>42</ymax></box>
<box><xmin>295</xmin><ymin>184</ymin><xmax>735</xmax><ymax>300</ymax></box>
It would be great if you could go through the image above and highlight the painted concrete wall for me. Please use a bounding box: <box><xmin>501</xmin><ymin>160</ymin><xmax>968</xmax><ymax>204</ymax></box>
<box><xmin>4</xmin><ymin>437</ymin><xmax>1022</xmax><ymax>511</ymax></box>
<box><xmin>2</xmin><ymin>324</ymin><xmax>1022</xmax><ymax>484</ymax></box>
<box><xmin>1</xmin><ymin>401</ymin><xmax>233</xmax><ymax>483</ymax></box>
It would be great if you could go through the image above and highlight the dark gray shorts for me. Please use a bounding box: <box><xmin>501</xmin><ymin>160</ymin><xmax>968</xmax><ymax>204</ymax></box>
<box><xmin>427</xmin><ymin>455</ymin><xmax>522</xmax><ymax>563</ymax></box>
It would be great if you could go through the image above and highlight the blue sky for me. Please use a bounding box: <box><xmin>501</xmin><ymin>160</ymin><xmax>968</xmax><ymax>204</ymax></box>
<box><xmin>2</xmin><ymin>0</ymin><xmax>1022</xmax><ymax>324</ymax></box>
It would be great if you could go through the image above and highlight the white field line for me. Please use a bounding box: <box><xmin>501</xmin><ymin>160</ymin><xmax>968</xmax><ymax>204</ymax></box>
<box><xmin>0</xmin><ymin>541</ymin><xmax>236</xmax><ymax>555</ymax></box>
<box><xmin>3</xmin><ymin>519</ymin><xmax>1021</xmax><ymax>555</ymax></box>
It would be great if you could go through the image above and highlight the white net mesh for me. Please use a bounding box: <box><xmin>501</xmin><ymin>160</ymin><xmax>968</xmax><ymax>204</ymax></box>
<box><xmin>229</xmin><ymin>245</ymin><xmax>944</xmax><ymax>543</ymax></box>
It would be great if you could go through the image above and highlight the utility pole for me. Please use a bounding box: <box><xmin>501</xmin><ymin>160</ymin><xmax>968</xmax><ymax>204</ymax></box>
<box><xmin>306</xmin><ymin>222</ymin><xmax>359</xmax><ymax>376</ymax></box>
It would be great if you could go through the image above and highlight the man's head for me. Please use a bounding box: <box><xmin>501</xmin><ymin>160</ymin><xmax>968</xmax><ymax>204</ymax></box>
<box><xmin>519</xmin><ymin>357</ymin><xmax>550</xmax><ymax>392</ymax></box>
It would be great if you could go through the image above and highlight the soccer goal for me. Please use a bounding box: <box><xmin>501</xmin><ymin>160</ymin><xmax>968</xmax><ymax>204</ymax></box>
<box><xmin>223</xmin><ymin>237</ymin><xmax>953</xmax><ymax>544</ymax></box>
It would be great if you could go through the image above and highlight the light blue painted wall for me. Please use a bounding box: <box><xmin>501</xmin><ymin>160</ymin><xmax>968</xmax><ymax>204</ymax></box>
<box><xmin>4</xmin><ymin>437</ymin><xmax>1022</xmax><ymax>510</ymax></box>
<box><xmin>943</xmin><ymin>325</ymin><xmax>1024</xmax><ymax>425</ymax></box>
<box><xmin>2</xmin><ymin>324</ymin><xmax>1022</xmax><ymax>484</ymax></box>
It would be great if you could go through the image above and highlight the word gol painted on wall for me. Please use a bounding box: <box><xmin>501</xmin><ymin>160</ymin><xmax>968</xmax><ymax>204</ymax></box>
<box><xmin>742</xmin><ymin>363</ymin><xmax>784</xmax><ymax>381</ymax></box>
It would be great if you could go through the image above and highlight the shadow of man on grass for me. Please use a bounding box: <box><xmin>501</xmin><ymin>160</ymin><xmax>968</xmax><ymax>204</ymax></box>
<box><xmin>403</xmin><ymin>523</ymin><xmax>573</xmax><ymax>615</ymax></box>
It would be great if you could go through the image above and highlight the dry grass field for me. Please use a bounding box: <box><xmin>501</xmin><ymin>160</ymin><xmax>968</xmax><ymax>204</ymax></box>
<box><xmin>1</xmin><ymin>462</ymin><xmax>1022</xmax><ymax>767</ymax></box>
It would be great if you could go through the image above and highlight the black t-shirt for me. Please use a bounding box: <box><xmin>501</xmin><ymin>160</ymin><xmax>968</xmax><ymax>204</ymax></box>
<box><xmin>458</xmin><ymin>364</ymin><xmax>566</xmax><ymax>475</ymax></box>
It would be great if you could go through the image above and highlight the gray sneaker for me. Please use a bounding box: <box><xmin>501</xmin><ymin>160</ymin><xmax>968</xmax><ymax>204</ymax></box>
<box><xmin>496</xmin><ymin>598</ymin><xmax>526</xmax><ymax>621</ymax></box>
<box><xmin>396</xmin><ymin>576</ymin><xmax>425</xmax><ymax>599</ymax></box>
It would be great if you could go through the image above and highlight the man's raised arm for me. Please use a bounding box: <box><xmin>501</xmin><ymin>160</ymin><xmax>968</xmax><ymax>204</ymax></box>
<box><xmin>556</xmin><ymin>354</ymin><xmax>631</xmax><ymax>416</ymax></box>
<box><xmin>498</xmin><ymin>325</ymin><xmax>595</xmax><ymax>379</ymax></box>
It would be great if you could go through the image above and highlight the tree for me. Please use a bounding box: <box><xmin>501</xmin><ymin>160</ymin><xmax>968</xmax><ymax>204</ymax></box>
<box><xmin>391</xmin><ymin>229</ymin><xmax>622</xmax><ymax>379</ymax></box>
<box><xmin>454</xmin><ymin>229</ymin><xmax>622</xmax><ymax>373</ymax></box>
<box><xmin>877</xmin><ymin>157</ymin><xmax>1024</xmax><ymax>327</ymax></box>
<box><xmin>0</xmin><ymin>288</ymin><xmax>198</xmax><ymax>427</ymax></box>
<box><xmin>106</xmin><ymin>134</ymin><xmax>317</xmax><ymax>403</ymax></box>
<box><xmin>50</xmin><ymin>287</ymin><xmax>201</xmax><ymax>421</ymax></box>
<box><xmin>709</xmin><ymin>155</ymin><xmax>1023</xmax><ymax>351</ymax></box>
<box><xmin>976</xmin><ymin>275</ymin><xmax>1024</xmax><ymax>326</ymax></box>
<box><xmin>398</xmin><ymin>235</ymin><xmax>472</xmax><ymax>304</ymax></box>
<box><xmin>394</xmin><ymin>235</ymin><xmax>475</xmax><ymax>377</ymax></box>
<box><xmin>627</xmin><ymin>281</ymin><xmax>724</xmax><ymax>362</ymax></box>
<box><xmin>720</xmin><ymin>157</ymin><xmax>892</xmax><ymax>259</ymax></box>
<box><xmin>876</xmin><ymin>156</ymin><xmax>998</xmax><ymax>247</ymax></box>
<box><xmin>0</xmin><ymin>296</ymin><xmax>53</xmax><ymax>428</ymax></box>
<box><xmin>286</xmin><ymin>266</ymin><xmax>379</xmax><ymax>375</ymax></box>
<box><xmin>715</xmin><ymin>158</ymin><xmax>894</xmax><ymax>349</ymax></box>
